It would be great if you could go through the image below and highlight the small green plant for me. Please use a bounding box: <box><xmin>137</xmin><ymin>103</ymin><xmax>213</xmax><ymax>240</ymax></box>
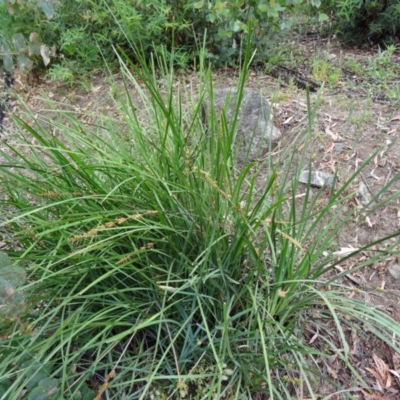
<box><xmin>365</xmin><ymin>44</ymin><xmax>398</xmax><ymax>79</ymax></box>
<box><xmin>312</xmin><ymin>57</ymin><xmax>341</xmax><ymax>85</ymax></box>
<box><xmin>387</xmin><ymin>82</ymin><xmax>400</xmax><ymax>104</ymax></box>
<box><xmin>328</xmin><ymin>69</ymin><xmax>340</xmax><ymax>85</ymax></box>
<box><xmin>375</xmin><ymin>44</ymin><xmax>397</xmax><ymax>66</ymax></box>
<box><xmin>48</xmin><ymin>64</ymin><xmax>76</xmax><ymax>86</ymax></box>
<box><xmin>343</xmin><ymin>58</ymin><xmax>363</xmax><ymax>74</ymax></box>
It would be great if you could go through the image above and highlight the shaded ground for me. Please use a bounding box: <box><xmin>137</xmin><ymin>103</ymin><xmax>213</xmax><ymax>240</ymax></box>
<box><xmin>1</xmin><ymin>33</ymin><xmax>400</xmax><ymax>398</ymax></box>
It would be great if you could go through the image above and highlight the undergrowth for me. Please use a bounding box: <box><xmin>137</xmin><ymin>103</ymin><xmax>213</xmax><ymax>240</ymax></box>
<box><xmin>0</xmin><ymin>42</ymin><xmax>400</xmax><ymax>400</ymax></box>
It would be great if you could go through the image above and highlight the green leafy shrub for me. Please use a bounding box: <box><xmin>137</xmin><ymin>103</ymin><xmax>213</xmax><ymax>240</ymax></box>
<box><xmin>321</xmin><ymin>0</ymin><xmax>400</xmax><ymax>45</ymax></box>
<box><xmin>0</xmin><ymin>0</ymin><xmax>118</xmax><ymax>75</ymax></box>
<box><xmin>0</xmin><ymin>0</ymin><xmax>326</xmax><ymax>76</ymax></box>
<box><xmin>0</xmin><ymin>0</ymin><xmax>57</xmax><ymax>72</ymax></box>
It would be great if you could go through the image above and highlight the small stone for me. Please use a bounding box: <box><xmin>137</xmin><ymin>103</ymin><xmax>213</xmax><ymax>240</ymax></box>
<box><xmin>298</xmin><ymin>170</ymin><xmax>335</xmax><ymax>188</ymax></box>
<box><xmin>202</xmin><ymin>88</ymin><xmax>281</xmax><ymax>164</ymax></box>
<box><xmin>388</xmin><ymin>264</ymin><xmax>400</xmax><ymax>280</ymax></box>
<box><xmin>333</xmin><ymin>143</ymin><xmax>345</xmax><ymax>155</ymax></box>
<box><xmin>357</xmin><ymin>182</ymin><xmax>371</xmax><ymax>206</ymax></box>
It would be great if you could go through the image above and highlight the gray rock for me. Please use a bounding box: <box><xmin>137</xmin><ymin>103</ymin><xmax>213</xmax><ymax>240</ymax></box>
<box><xmin>202</xmin><ymin>88</ymin><xmax>281</xmax><ymax>163</ymax></box>
<box><xmin>357</xmin><ymin>182</ymin><xmax>371</xmax><ymax>206</ymax></box>
<box><xmin>388</xmin><ymin>264</ymin><xmax>400</xmax><ymax>280</ymax></box>
<box><xmin>333</xmin><ymin>143</ymin><xmax>345</xmax><ymax>155</ymax></box>
<box><xmin>298</xmin><ymin>170</ymin><xmax>335</xmax><ymax>188</ymax></box>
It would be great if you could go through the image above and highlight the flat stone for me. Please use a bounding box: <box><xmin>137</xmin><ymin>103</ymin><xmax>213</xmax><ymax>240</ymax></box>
<box><xmin>202</xmin><ymin>88</ymin><xmax>281</xmax><ymax>163</ymax></box>
<box><xmin>298</xmin><ymin>170</ymin><xmax>335</xmax><ymax>188</ymax></box>
<box><xmin>357</xmin><ymin>182</ymin><xmax>371</xmax><ymax>206</ymax></box>
<box><xmin>388</xmin><ymin>264</ymin><xmax>400</xmax><ymax>280</ymax></box>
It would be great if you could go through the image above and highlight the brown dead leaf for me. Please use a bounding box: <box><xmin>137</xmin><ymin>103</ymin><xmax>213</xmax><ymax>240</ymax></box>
<box><xmin>308</xmin><ymin>329</ymin><xmax>319</xmax><ymax>344</ymax></box>
<box><xmin>283</xmin><ymin>115</ymin><xmax>294</xmax><ymax>125</ymax></box>
<box><xmin>360</xmin><ymin>389</ymin><xmax>391</xmax><ymax>399</ymax></box>
<box><xmin>374</xmin><ymin>354</ymin><xmax>391</xmax><ymax>389</ymax></box>
<box><xmin>393</xmin><ymin>353</ymin><xmax>400</xmax><ymax>370</ymax></box>
<box><xmin>325</xmin><ymin>127</ymin><xmax>345</xmax><ymax>142</ymax></box>
<box><xmin>360</xmin><ymin>389</ymin><xmax>393</xmax><ymax>399</ymax></box>
<box><xmin>350</xmin><ymin>328</ymin><xmax>360</xmax><ymax>355</ymax></box>
<box><xmin>365</xmin><ymin>216</ymin><xmax>374</xmax><ymax>228</ymax></box>
<box><xmin>321</xmin><ymin>388</ymin><xmax>363</xmax><ymax>400</ymax></box>
<box><xmin>354</xmin><ymin>157</ymin><xmax>363</xmax><ymax>169</ymax></box>
<box><xmin>390</xmin><ymin>115</ymin><xmax>400</xmax><ymax>122</ymax></box>
<box><xmin>366</xmin><ymin>354</ymin><xmax>391</xmax><ymax>389</ymax></box>
<box><xmin>325</xmin><ymin>363</ymin><xmax>338</xmax><ymax>379</ymax></box>
<box><xmin>383</xmin><ymin>343</ymin><xmax>400</xmax><ymax>389</ymax></box>
<box><xmin>325</xmin><ymin>142</ymin><xmax>336</xmax><ymax>154</ymax></box>
<box><xmin>366</xmin><ymin>367</ymin><xmax>385</xmax><ymax>387</ymax></box>
<box><xmin>389</xmin><ymin>369</ymin><xmax>400</xmax><ymax>379</ymax></box>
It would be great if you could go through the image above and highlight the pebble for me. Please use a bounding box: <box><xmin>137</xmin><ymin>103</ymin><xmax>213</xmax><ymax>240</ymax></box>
<box><xmin>388</xmin><ymin>264</ymin><xmax>400</xmax><ymax>280</ymax></box>
<box><xmin>298</xmin><ymin>170</ymin><xmax>335</xmax><ymax>188</ymax></box>
<box><xmin>357</xmin><ymin>182</ymin><xmax>371</xmax><ymax>206</ymax></box>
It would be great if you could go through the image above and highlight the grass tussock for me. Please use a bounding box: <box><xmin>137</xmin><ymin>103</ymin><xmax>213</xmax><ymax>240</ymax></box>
<box><xmin>0</xmin><ymin>48</ymin><xmax>400</xmax><ymax>400</ymax></box>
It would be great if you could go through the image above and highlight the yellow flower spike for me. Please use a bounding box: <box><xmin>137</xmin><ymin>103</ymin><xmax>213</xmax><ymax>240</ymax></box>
<box><xmin>105</xmin><ymin>369</ymin><xmax>116</xmax><ymax>381</ymax></box>
<box><xmin>87</xmin><ymin>228</ymin><xmax>99</xmax><ymax>236</ymax></box>
<box><xmin>116</xmin><ymin>254</ymin><xmax>133</xmax><ymax>265</ymax></box>
<box><xmin>105</xmin><ymin>221</ymin><xmax>114</xmax><ymax>228</ymax></box>
<box><xmin>197</xmin><ymin>169</ymin><xmax>231</xmax><ymax>199</ymax></box>
<box><xmin>39</xmin><ymin>192</ymin><xmax>62</xmax><ymax>198</ymax></box>
<box><xmin>68</xmin><ymin>235</ymin><xmax>83</xmax><ymax>243</ymax></box>
<box><xmin>115</xmin><ymin>218</ymin><xmax>127</xmax><ymax>225</ymax></box>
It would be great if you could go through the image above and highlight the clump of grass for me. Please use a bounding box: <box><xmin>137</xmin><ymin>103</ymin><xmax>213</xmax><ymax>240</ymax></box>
<box><xmin>0</xmin><ymin>44</ymin><xmax>399</xmax><ymax>399</ymax></box>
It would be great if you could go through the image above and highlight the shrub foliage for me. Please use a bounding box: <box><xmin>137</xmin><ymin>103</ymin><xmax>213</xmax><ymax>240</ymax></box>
<box><xmin>322</xmin><ymin>0</ymin><xmax>400</xmax><ymax>45</ymax></box>
<box><xmin>0</xmin><ymin>0</ymin><xmax>326</xmax><ymax>75</ymax></box>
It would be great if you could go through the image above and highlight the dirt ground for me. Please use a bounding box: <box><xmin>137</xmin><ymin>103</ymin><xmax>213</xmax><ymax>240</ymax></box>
<box><xmin>1</xmin><ymin>33</ymin><xmax>400</xmax><ymax>398</ymax></box>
